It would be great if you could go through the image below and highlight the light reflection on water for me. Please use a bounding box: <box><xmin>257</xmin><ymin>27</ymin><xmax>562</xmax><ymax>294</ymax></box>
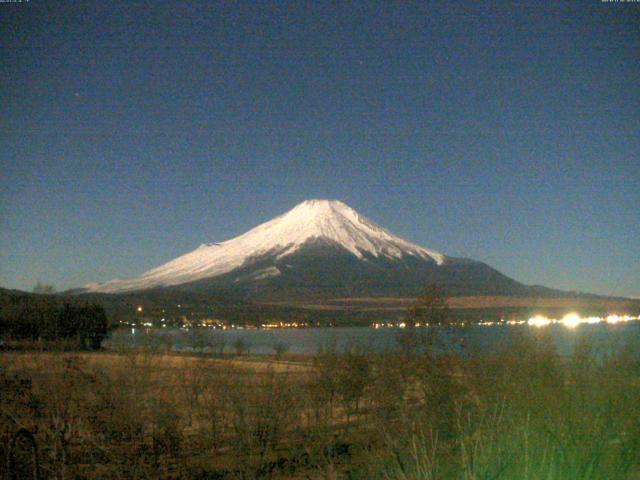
<box><xmin>106</xmin><ymin>321</ymin><xmax>640</xmax><ymax>357</ymax></box>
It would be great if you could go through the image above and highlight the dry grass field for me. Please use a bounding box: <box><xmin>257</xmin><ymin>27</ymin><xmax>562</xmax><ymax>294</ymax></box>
<box><xmin>333</xmin><ymin>295</ymin><xmax>640</xmax><ymax>309</ymax></box>
<box><xmin>263</xmin><ymin>296</ymin><xmax>640</xmax><ymax>317</ymax></box>
<box><xmin>2</xmin><ymin>330</ymin><xmax>640</xmax><ymax>479</ymax></box>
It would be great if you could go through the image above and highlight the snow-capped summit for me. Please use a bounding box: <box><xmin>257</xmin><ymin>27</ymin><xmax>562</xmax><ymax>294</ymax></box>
<box><xmin>238</xmin><ymin>199</ymin><xmax>445</xmax><ymax>264</ymax></box>
<box><xmin>87</xmin><ymin>199</ymin><xmax>446</xmax><ymax>293</ymax></box>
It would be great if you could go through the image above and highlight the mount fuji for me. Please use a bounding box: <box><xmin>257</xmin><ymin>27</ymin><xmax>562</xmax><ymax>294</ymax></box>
<box><xmin>85</xmin><ymin>199</ymin><xmax>533</xmax><ymax>298</ymax></box>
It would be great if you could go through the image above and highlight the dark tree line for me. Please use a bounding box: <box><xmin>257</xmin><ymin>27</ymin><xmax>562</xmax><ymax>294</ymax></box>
<box><xmin>0</xmin><ymin>295</ymin><xmax>109</xmax><ymax>350</ymax></box>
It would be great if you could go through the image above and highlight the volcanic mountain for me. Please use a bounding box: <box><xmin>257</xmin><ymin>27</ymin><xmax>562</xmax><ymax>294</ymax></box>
<box><xmin>85</xmin><ymin>199</ymin><xmax>534</xmax><ymax>298</ymax></box>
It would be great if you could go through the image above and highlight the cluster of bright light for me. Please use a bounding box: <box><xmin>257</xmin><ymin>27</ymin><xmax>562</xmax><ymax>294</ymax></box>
<box><xmin>605</xmin><ymin>314</ymin><xmax>633</xmax><ymax>324</ymax></box>
<box><xmin>373</xmin><ymin>322</ymin><xmax>401</xmax><ymax>329</ymax></box>
<box><xmin>528</xmin><ymin>315</ymin><xmax>552</xmax><ymax>327</ymax></box>
<box><xmin>370</xmin><ymin>313</ymin><xmax>639</xmax><ymax>329</ymax></box>
<box><xmin>560</xmin><ymin>313</ymin><xmax>581</xmax><ymax>328</ymax></box>
<box><xmin>261</xmin><ymin>321</ymin><xmax>307</xmax><ymax>329</ymax></box>
<box><xmin>527</xmin><ymin>313</ymin><xmax>639</xmax><ymax>329</ymax></box>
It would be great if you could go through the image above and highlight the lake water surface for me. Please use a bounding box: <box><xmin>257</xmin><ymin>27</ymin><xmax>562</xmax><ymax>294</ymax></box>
<box><xmin>107</xmin><ymin>322</ymin><xmax>640</xmax><ymax>357</ymax></box>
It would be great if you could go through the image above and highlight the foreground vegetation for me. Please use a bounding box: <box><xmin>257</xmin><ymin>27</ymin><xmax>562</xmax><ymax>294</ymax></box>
<box><xmin>1</xmin><ymin>328</ymin><xmax>640</xmax><ymax>479</ymax></box>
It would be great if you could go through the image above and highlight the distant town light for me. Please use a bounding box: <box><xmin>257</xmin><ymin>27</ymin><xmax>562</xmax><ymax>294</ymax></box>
<box><xmin>560</xmin><ymin>313</ymin><xmax>581</xmax><ymax>328</ymax></box>
<box><xmin>528</xmin><ymin>315</ymin><xmax>552</xmax><ymax>328</ymax></box>
<box><xmin>366</xmin><ymin>313</ymin><xmax>639</xmax><ymax>330</ymax></box>
<box><xmin>136</xmin><ymin>306</ymin><xmax>143</xmax><ymax>312</ymax></box>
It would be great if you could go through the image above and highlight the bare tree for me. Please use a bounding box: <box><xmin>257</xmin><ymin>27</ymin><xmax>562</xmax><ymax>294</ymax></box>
<box><xmin>407</xmin><ymin>284</ymin><xmax>450</xmax><ymax>327</ymax></box>
<box><xmin>32</xmin><ymin>282</ymin><xmax>55</xmax><ymax>295</ymax></box>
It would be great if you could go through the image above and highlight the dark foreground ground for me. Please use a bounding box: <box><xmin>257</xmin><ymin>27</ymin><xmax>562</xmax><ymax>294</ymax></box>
<box><xmin>2</xmin><ymin>329</ymin><xmax>640</xmax><ymax>479</ymax></box>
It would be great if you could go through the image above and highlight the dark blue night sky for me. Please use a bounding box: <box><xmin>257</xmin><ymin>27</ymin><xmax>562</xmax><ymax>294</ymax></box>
<box><xmin>1</xmin><ymin>0</ymin><xmax>639</xmax><ymax>296</ymax></box>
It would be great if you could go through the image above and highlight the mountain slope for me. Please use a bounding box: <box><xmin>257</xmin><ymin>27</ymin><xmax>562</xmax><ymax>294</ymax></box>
<box><xmin>86</xmin><ymin>200</ymin><xmax>446</xmax><ymax>293</ymax></box>
<box><xmin>85</xmin><ymin>199</ymin><xmax>532</xmax><ymax>297</ymax></box>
